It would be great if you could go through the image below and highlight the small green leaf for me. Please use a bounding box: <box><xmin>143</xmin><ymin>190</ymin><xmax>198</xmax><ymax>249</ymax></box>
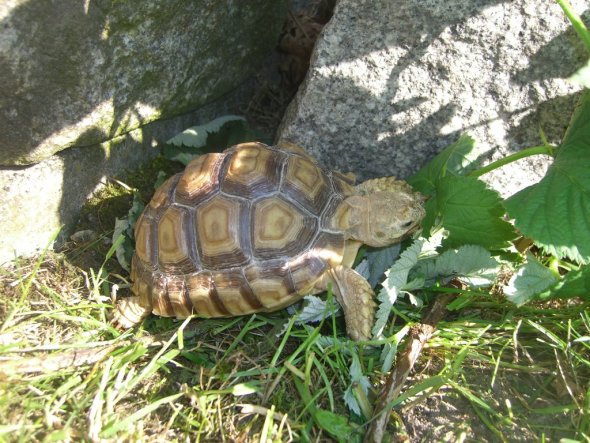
<box><xmin>504</xmin><ymin>253</ymin><xmax>557</xmax><ymax>306</ymax></box>
<box><xmin>293</xmin><ymin>378</ymin><xmax>355</xmax><ymax>442</ymax></box>
<box><xmin>408</xmin><ymin>134</ymin><xmax>480</xmax><ymax>195</ymax></box>
<box><xmin>313</xmin><ymin>409</ymin><xmax>354</xmax><ymax>442</ymax></box>
<box><xmin>538</xmin><ymin>265</ymin><xmax>590</xmax><ymax>302</ymax></box>
<box><xmin>179</xmin><ymin>351</ymin><xmax>214</xmax><ymax>368</ymax></box>
<box><xmin>166</xmin><ymin>115</ymin><xmax>246</xmax><ymax>148</ymax></box>
<box><xmin>569</xmin><ymin>58</ymin><xmax>590</xmax><ymax>88</ymax></box>
<box><xmin>437</xmin><ymin>176</ymin><xmax>516</xmax><ymax>249</ymax></box>
<box><xmin>505</xmin><ymin>90</ymin><xmax>590</xmax><ymax>264</ymax></box>
<box><xmin>231</xmin><ymin>382</ymin><xmax>259</xmax><ymax>396</ymax></box>
<box><xmin>153</xmin><ymin>170</ymin><xmax>168</xmax><ymax>190</ymax></box>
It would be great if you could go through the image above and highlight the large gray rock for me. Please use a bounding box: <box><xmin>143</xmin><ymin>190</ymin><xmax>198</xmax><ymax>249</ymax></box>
<box><xmin>1</xmin><ymin>0</ymin><xmax>287</xmax><ymax>165</ymax></box>
<box><xmin>0</xmin><ymin>0</ymin><xmax>287</xmax><ymax>263</ymax></box>
<box><xmin>0</xmin><ymin>93</ymin><xmax>250</xmax><ymax>264</ymax></box>
<box><xmin>278</xmin><ymin>0</ymin><xmax>587</xmax><ymax>196</ymax></box>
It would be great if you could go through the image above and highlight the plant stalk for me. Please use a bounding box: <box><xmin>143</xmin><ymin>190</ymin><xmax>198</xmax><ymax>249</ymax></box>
<box><xmin>469</xmin><ymin>145</ymin><xmax>554</xmax><ymax>178</ymax></box>
<box><xmin>555</xmin><ymin>0</ymin><xmax>590</xmax><ymax>53</ymax></box>
<box><xmin>364</xmin><ymin>293</ymin><xmax>454</xmax><ymax>443</ymax></box>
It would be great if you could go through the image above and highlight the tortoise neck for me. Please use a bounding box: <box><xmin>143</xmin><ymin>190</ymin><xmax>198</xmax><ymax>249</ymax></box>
<box><xmin>332</xmin><ymin>197</ymin><xmax>370</xmax><ymax>241</ymax></box>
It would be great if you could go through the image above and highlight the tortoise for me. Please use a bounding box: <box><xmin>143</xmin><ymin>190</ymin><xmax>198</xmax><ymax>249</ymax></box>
<box><xmin>113</xmin><ymin>142</ymin><xmax>425</xmax><ymax>340</ymax></box>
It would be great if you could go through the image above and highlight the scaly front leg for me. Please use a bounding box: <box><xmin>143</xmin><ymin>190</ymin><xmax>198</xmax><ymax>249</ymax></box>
<box><xmin>314</xmin><ymin>265</ymin><xmax>376</xmax><ymax>341</ymax></box>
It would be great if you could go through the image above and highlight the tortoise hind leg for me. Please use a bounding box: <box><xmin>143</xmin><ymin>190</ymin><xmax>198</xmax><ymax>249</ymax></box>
<box><xmin>112</xmin><ymin>296</ymin><xmax>152</xmax><ymax>329</ymax></box>
<box><xmin>314</xmin><ymin>265</ymin><xmax>376</xmax><ymax>341</ymax></box>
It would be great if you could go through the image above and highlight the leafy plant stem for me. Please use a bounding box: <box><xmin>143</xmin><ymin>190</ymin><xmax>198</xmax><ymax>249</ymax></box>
<box><xmin>469</xmin><ymin>145</ymin><xmax>554</xmax><ymax>178</ymax></box>
<box><xmin>365</xmin><ymin>294</ymin><xmax>454</xmax><ymax>443</ymax></box>
<box><xmin>555</xmin><ymin>0</ymin><xmax>590</xmax><ymax>53</ymax></box>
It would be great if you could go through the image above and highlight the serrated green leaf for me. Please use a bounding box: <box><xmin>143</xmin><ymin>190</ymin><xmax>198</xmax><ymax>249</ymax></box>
<box><xmin>128</xmin><ymin>193</ymin><xmax>145</xmax><ymax>226</ymax></box>
<box><xmin>163</xmin><ymin>115</ymin><xmax>269</xmax><ymax>165</ymax></box>
<box><xmin>384</xmin><ymin>240</ymin><xmax>424</xmax><ymax>289</ymax></box>
<box><xmin>314</xmin><ymin>335</ymin><xmax>346</xmax><ymax>349</ymax></box>
<box><xmin>408</xmin><ymin>134</ymin><xmax>479</xmax><ymax>195</ymax></box>
<box><xmin>419</xmin><ymin>197</ymin><xmax>439</xmax><ymax>237</ymax></box>
<box><xmin>344</xmin><ymin>353</ymin><xmax>371</xmax><ymax>416</ymax></box>
<box><xmin>412</xmin><ymin>245</ymin><xmax>499</xmax><ymax>289</ymax></box>
<box><xmin>504</xmin><ymin>253</ymin><xmax>557</xmax><ymax>306</ymax></box>
<box><xmin>403</xmin><ymin>276</ymin><xmax>426</xmax><ymax>291</ymax></box>
<box><xmin>538</xmin><ymin>265</ymin><xmax>590</xmax><ymax>301</ymax></box>
<box><xmin>179</xmin><ymin>350</ymin><xmax>213</xmax><ymax>367</ymax></box>
<box><xmin>113</xmin><ymin>219</ymin><xmax>132</xmax><ymax>271</ymax></box>
<box><xmin>206</xmin><ymin>119</ymin><xmax>268</xmax><ymax>150</ymax></box>
<box><xmin>407</xmin><ymin>292</ymin><xmax>424</xmax><ymax>307</ymax></box>
<box><xmin>166</xmin><ymin>115</ymin><xmax>246</xmax><ymax>148</ymax></box>
<box><xmin>372</xmin><ymin>239</ymin><xmax>424</xmax><ymax>338</ymax></box>
<box><xmin>357</xmin><ymin>244</ymin><xmax>401</xmax><ymax>288</ymax></box>
<box><xmin>435</xmin><ymin>245</ymin><xmax>500</xmax><ymax>288</ymax></box>
<box><xmin>505</xmin><ymin>91</ymin><xmax>590</xmax><ymax>264</ymax></box>
<box><xmin>437</xmin><ymin>175</ymin><xmax>516</xmax><ymax>249</ymax></box>
<box><xmin>569</xmin><ymin>58</ymin><xmax>590</xmax><ymax>88</ymax></box>
<box><xmin>343</xmin><ymin>386</ymin><xmax>361</xmax><ymax>416</ymax></box>
<box><xmin>408</xmin><ymin>135</ymin><xmax>515</xmax><ymax>244</ymax></box>
<box><xmin>113</xmin><ymin>193</ymin><xmax>145</xmax><ymax>271</ymax></box>
<box><xmin>355</xmin><ymin>259</ymin><xmax>370</xmax><ymax>281</ymax></box>
<box><xmin>296</xmin><ymin>295</ymin><xmax>341</xmax><ymax>324</ymax></box>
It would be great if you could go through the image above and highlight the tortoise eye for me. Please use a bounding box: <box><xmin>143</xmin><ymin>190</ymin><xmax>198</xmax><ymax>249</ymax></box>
<box><xmin>402</xmin><ymin>221</ymin><xmax>414</xmax><ymax>228</ymax></box>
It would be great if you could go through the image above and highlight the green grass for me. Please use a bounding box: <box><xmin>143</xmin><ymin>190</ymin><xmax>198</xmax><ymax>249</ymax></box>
<box><xmin>0</xmin><ymin>243</ymin><xmax>588</xmax><ymax>442</ymax></box>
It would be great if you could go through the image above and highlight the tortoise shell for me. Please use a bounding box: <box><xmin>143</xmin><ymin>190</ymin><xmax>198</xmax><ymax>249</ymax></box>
<box><xmin>131</xmin><ymin>142</ymin><xmax>356</xmax><ymax>319</ymax></box>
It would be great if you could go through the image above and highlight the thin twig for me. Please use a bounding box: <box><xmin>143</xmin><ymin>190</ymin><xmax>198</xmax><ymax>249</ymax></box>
<box><xmin>364</xmin><ymin>294</ymin><xmax>454</xmax><ymax>443</ymax></box>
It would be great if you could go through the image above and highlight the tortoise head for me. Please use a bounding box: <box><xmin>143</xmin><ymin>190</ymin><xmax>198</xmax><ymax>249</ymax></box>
<box><xmin>343</xmin><ymin>177</ymin><xmax>426</xmax><ymax>247</ymax></box>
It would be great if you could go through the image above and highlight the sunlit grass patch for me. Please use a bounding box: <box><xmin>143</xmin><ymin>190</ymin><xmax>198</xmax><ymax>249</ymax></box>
<box><xmin>1</xmin><ymin>248</ymin><xmax>588</xmax><ymax>442</ymax></box>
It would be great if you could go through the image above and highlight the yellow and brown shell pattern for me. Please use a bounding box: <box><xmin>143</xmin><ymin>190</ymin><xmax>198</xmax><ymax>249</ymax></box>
<box><xmin>131</xmin><ymin>142</ymin><xmax>356</xmax><ymax>319</ymax></box>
